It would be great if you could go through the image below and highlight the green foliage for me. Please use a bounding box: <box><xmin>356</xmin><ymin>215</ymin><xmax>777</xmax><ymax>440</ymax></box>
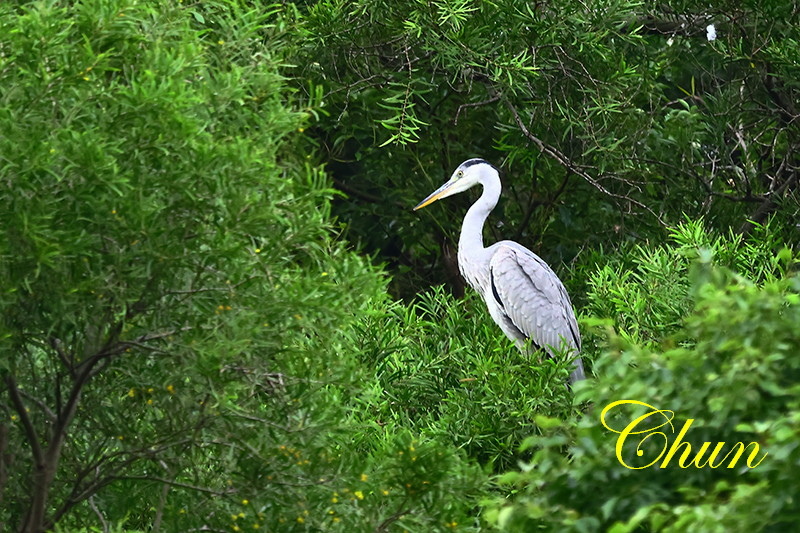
<box><xmin>347</xmin><ymin>286</ymin><xmax>581</xmax><ymax>471</ymax></box>
<box><xmin>293</xmin><ymin>0</ymin><xmax>800</xmax><ymax>297</ymax></box>
<box><xmin>3</xmin><ymin>1</ymin><xmax>799</xmax><ymax>531</ymax></box>
<box><xmin>586</xmin><ymin>218</ymin><xmax>793</xmax><ymax>346</ymax></box>
<box><xmin>0</xmin><ymin>2</ymin><xmax>495</xmax><ymax>531</ymax></box>
<box><xmin>486</xmin><ymin>224</ymin><xmax>800</xmax><ymax>531</ymax></box>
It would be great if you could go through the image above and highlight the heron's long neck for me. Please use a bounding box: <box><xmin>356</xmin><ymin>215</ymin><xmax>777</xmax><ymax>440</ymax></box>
<box><xmin>459</xmin><ymin>175</ymin><xmax>500</xmax><ymax>254</ymax></box>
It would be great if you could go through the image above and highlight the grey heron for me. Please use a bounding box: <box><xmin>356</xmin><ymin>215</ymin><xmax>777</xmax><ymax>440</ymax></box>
<box><xmin>414</xmin><ymin>159</ymin><xmax>586</xmax><ymax>384</ymax></box>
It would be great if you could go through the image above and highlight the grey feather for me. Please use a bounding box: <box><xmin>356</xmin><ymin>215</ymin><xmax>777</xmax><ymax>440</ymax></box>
<box><xmin>489</xmin><ymin>244</ymin><xmax>585</xmax><ymax>383</ymax></box>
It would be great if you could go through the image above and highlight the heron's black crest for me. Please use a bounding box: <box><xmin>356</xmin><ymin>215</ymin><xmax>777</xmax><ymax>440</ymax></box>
<box><xmin>462</xmin><ymin>158</ymin><xmax>498</xmax><ymax>172</ymax></box>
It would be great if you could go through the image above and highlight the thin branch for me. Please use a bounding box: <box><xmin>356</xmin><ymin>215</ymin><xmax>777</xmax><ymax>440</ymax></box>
<box><xmin>5</xmin><ymin>375</ymin><xmax>43</xmax><ymax>465</ymax></box>
<box><xmin>49</xmin><ymin>337</ymin><xmax>74</xmax><ymax>377</ymax></box>
<box><xmin>114</xmin><ymin>476</ymin><xmax>236</xmax><ymax>496</ymax></box>
<box><xmin>88</xmin><ymin>495</ymin><xmax>109</xmax><ymax>533</ymax></box>
<box><xmin>374</xmin><ymin>507</ymin><xmax>413</xmax><ymax>532</ymax></box>
<box><xmin>19</xmin><ymin>390</ymin><xmax>57</xmax><ymax>423</ymax></box>
<box><xmin>503</xmin><ymin>98</ymin><xmax>667</xmax><ymax>226</ymax></box>
<box><xmin>152</xmin><ymin>461</ymin><xmax>171</xmax><ymax>533</ymax></box>
<box><xmin>332</xmin><ymin>177</ymin><xmax>383</xmax><ymax>204</ymax></box>
<box><xmin>454</xmin><ymin>94</ymin><xmax>500</xmax><ymax>125</ymax></box>
<box><xmin>740</xmin><ymin>167</ymin><xmax>799</xmax><ymax>235</ymax></box>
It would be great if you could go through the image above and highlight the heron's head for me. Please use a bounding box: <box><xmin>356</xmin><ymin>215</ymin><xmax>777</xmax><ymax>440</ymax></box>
<box><xmin>413</xmin><ymin>158</ymin><xmax>498</xmax><ymax>211</ymax></box>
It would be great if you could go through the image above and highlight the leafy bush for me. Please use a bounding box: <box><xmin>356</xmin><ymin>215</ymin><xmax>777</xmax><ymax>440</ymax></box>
<box><xmin>293</xmin><ymin>0</ymin><xmax>800</xmax><ymax>296</ymax></box>
<box><xmin>487</xmin><ymin>222</ymin><xmax>800</xmax><ymax>531</ymax></box>
<box><xmin>3</xmin><ymin>1</ymin><xmax>798</xmax><ymax>531</ymax></box>
<box><xmin>347</xmin><ymin>286</ymin><xmax>581</xmax><ymax>472</ymax></box>
<box><xmin>0</xmin><ymin>2</ymin><xmax>498</xmax><ymax>531</ymax></box>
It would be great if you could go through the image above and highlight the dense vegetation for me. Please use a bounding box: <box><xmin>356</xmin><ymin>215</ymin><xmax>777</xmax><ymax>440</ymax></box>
<box><xmin>1</xmin><ymin>1</ymin><xmax>798</xmax><ymax>532</ymax></box>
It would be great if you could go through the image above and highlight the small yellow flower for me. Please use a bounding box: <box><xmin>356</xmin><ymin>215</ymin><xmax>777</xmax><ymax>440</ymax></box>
<box><xmin>297</xmin><ymin>127</ymin><xmax>305</xmax><ymax>133</ymax></box>
<box><xmin>333</xmin><ymin>517</ymin><xmax>340</xmax><ymax>523</ymax></box>
<box><xmin>382</xmin><ymin>489</ymin><xmax>389</xmax><ymax>495</ymax></box>
<box><xmin>238</xmin><ymin>512</ymin><xmax>245</xmax><ymax>518</ymax></box>
<box><xmin>117</xmin><ymin>435</ymin><xmax>124</xmax><ymax>440</ymax></box>
<box><xmin>321</xmin><ymin>272</ymin><xmax>328</xmax><ymax>276</ymax></box>
<box><xmin>296</xmin><ymin>517</ymin><xmax>304</xmax><ymax>524</ymax></box>
<box><xmin>354</xmin><ymin>490</ymin><xmax>364</xmax><ymax>500</ymax></box>
<box><xmin>331</xmin><ymin>497</ymin><xmax>338</xmax><ymax>503</ymax></box>
<box><xmin>255</xmin><ymin>248</ymin><xmax>261</xmax><ymax>253</ymax></box>
<box><xmin>360</xmin><ymin>473</ymin><xmax>368</xmax><ymax>482</ymax></box>
<box><xmin>232</xmin><ymin>527</ymin><xmax>240</xmax><ymax>532</ymax></box>
<box><xmin>10</xmin><ymin>415</ymin><xmax>17</xmax><ymax>421</ymax></box>
<box><xmin>166</xmin><ymin>384</ymin><xmax>175</xmax><ymax>394</ymax></box>
<box><xmin>111</xmin><ymin>209</ymin><xmax>117</xmax><ymax>214</ymax></box>
<box><xmin>242</xmin><ymin>499</ymin><xmax>249</xmax><ymax>505</ymax></box>
<box><xmin>147</xmin><ymin>388</ymin><xmax>154</xmax><ymax>393</ymax></box>
<box><xmin>147</xmin><ymin>399</ymin><xmax>153</xmax><ymax>405</ymax></box>
<box><xmin>218</xmin><ymin>39</ymin><xmax>225</xmax><ymax>45</ymax></box>
<box><xmin>127</xmin><ymin>388</ymin><xmax>135</xmax><ymax>398</ymax></box>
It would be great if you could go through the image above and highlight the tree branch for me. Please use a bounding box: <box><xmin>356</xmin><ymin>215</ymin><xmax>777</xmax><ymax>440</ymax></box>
<box><xmin>5</xmin><ymin>375</ymin><xmax>42</xmax><ymax>465</ymax></box>
<box><xmin>374</xmin><ymin>507</ymin><xmax>413</xmax><ymax>532</ymax></box>
<box><xmin>503</xmin><ymin>98</ymin><xmax>667</xmax><ymax>226</ymax></box>
<box><xmin>740</xmin><ymin>167</ymin><xmax>798</xmax><ymax>235</ymax></box>
<box><xmin>454</xmin><ymin>94</ymin><xmax>500</xmax><ymax>125</ymax></box>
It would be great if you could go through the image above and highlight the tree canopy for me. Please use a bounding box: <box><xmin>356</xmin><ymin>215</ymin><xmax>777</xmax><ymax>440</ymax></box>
<box><xmin>1</xmin><ymin>1</ymin><xmax>798</xmax><ymax>532</ymax></box>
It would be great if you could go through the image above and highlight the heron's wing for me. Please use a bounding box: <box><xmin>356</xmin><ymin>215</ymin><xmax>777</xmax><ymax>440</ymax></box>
<box><xmin>488</xmin><ymin>244</ymin><xmax>581</xmax><ymax>355</ymax></box>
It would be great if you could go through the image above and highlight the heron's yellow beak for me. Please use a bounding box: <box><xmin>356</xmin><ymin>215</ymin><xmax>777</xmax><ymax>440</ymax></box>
<box><xmin>413</xmin><ymin>180</ymin><xmax>456</xmax><ymax>211</ymax></box>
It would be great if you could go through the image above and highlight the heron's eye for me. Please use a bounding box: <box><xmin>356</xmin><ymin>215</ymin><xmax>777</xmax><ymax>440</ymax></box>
<box><xmin>456</xmin><ymin>170</ymin><xmax>464</xmax><ymax>179</ymax></box>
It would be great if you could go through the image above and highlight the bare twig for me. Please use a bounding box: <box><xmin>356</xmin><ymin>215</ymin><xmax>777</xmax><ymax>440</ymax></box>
<box><xmin>152</xmin><ymin>461</ymin><xmax>171</xmax><ymax>533</ymax></box>
<box><xmin>454</xmin><ymin>94</ymin><xmax>500</xmax><ymax>125</ymax></box>
<box><xmin>740</xmin><ymin>167</ymin><xmax>799</xmax><ymax>235</ymax></box>
<box><xmin>503</xmin><ymin>98</ymin><xmax>667</xmax><ymax>226</ymax></box>
<box><xmin>5</xmin><ymin>376</ymin><xmax>42</xmax><ymax>465</ymax></box>
<box><xmin>88</xmin><ymin>495</ymin><xmax>109</xmax><ymax>533</ymax></box>
<box><xmin>374</xmin><ymin>507</ymin><xmax>413</xmax><ymax>532</ymax></box>
<box><xmin>116</xmin><ymin>476</ymin><xmax>237</xmax><ymax>496</ymax></box>
<box><xmin>18</xmin><ymin>390</ymin><xmax>57</xmax><ymax>423</ymax></box>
